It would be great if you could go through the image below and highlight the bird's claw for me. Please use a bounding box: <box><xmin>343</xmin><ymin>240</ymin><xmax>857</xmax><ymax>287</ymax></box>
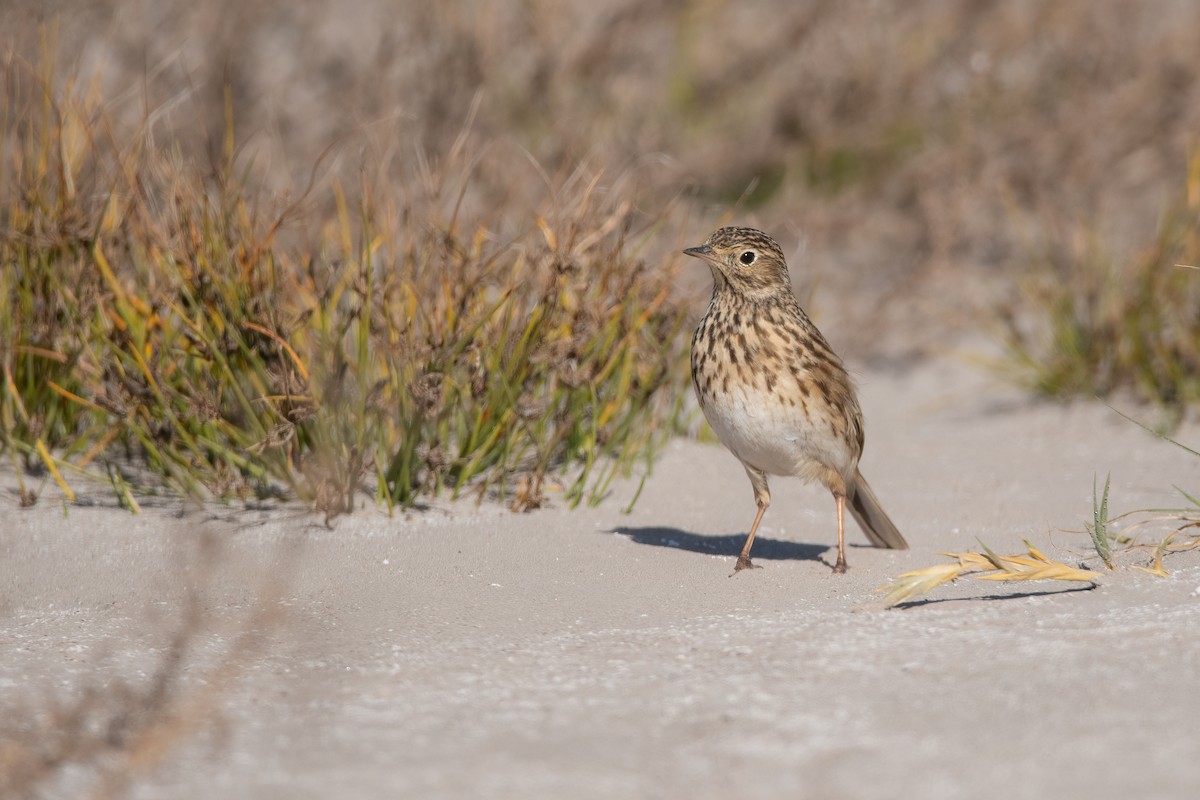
<box><xmin>730</xmin><ymin>555</ymin><xmax>762</xmax><ymax>575</ymax></box>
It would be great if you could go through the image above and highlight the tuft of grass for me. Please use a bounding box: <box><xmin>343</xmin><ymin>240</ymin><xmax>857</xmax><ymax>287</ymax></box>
<box><xmin>996</xmin><ymin>152</ymin><xmax>1200</xmax><ymax>409</ymax></box>
<box><xmin>0</xmin><ymin>46</ymin><xmax>693</xmax><ymax>515</ymax></box>
<box><xmin>1082</xmin><ymin>502</ymin><xmax>1200</xmax><ymax>578</ymax></box>
<box><xmin>1078</xmin><ymin>414</ymin><xmax>1200</xmax><ymax>576</ymax></box>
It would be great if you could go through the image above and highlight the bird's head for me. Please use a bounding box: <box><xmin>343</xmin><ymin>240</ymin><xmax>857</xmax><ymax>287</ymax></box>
<box><xmin>683</xmin><ymin>226</ymin><xmax>793</xmax><ymax>298</ymax></box>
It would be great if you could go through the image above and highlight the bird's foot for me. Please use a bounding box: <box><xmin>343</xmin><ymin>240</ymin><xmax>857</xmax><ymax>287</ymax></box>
<box><xmin>730</xmin><ymin>555</ymin><xmax>762</xmax><ymax>576</ymax></box>
<box><xmin>831</xmin><ymin>558</ymin><xmax>848</xmax><ymax>575</ymax></box>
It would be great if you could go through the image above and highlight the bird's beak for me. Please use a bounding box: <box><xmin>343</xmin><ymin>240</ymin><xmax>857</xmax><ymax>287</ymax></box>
<box><xmin>682</xmin><ymin>244</ymin><xmax>715</xmax><ymax>263</ymax></box>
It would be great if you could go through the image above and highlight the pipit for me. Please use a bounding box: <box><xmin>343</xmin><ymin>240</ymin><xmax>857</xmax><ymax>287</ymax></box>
<box><xmin>684</xmin><ymin>226</ymin><xmax>908</xmax><ymax>574</ymax></box>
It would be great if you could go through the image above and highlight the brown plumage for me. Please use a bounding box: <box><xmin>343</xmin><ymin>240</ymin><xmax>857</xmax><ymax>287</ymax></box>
<box><xmin>684</xmin><ymin>226</ymin><xmax>907</xmax><ymax>574</ymax></box>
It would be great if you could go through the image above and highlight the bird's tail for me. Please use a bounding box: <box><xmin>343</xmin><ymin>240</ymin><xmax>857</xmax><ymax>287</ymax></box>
<box><xmin>848</xmin><ymin>470</ymin><xmax>908</xmax><ymax>549</ymax></box>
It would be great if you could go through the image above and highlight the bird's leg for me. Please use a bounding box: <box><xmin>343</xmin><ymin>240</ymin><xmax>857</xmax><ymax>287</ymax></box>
<box><xmin>832</xmin><ymin>492</ymin><xmax>848</xmax><ymax>574</ymax></box>
<box><xmin>733</xmin><ymin>466</ymin><xmax>770</xmax><ymax>574</ymax></box>
<box><xmin>734</xmin><ymin>502</ymin><xmax>768</xmax><ymax>573</ymax></box>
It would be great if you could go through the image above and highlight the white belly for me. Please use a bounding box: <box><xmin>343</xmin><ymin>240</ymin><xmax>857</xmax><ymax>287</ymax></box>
<box><xmin>701</xmin><ymin>381</ymin><xmax>854</xmax><ymax>482</ymax></box>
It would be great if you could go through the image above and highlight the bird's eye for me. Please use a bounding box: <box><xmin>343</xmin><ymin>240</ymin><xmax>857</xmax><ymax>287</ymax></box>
<box><xmin>739</xmin><ymin>251</ymin><xmax>756</xmax><ymax>265</ymax></box>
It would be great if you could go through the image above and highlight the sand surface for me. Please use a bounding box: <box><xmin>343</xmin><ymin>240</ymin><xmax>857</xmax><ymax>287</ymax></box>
<box><xmin>4</xmin><ymin>352</ymin><xmax>1200</xmax><ymax>799</ymax></box>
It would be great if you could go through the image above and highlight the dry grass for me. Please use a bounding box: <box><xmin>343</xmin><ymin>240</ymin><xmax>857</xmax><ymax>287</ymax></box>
<box><xmin>878</xmin><ymin>541</ymin><xmax>1102</xmax><ymax>609</ymax></box>
<box><xmin>996</xmin><ymin>154</ymin><xmax>1200</xmax><ymax>408</ymax></box>
<box><xmin>0</xmin><ymin>35</ymin><xmax>692</xmax><ymax>512</ymax></box>
<box><xmin>4</xmin><ymin>3</ymin><xmax>1200</xmax><ymax>508</ymax></box>
<box><xmin>6</xmin><ymin>1</ymin><xmax>1200</xmax><ymax>352</ymax></box>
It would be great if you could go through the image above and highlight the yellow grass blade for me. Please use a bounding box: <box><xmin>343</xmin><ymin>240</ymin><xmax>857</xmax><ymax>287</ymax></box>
<box><xmin>4</xmin><ymin>366</ymin><xmax>31</xmax><ymax>423</ymax></box>
<box><xmin>878</xmin><ymin>563</ymin><xmax>966</xmax><ymax>608</ymax></box>
<box><xmin>14</xmin><ymin>344</ymin><xmax>68</xmax><ymax>363</ymax></box>
<box><xmin>536</xmin><ymin>216</ymin><xmax>557</xmax><ymax>251</ymax></box>
<box><xmin>48</xmin><ymin>380</ymin><xmax>107</xmax><ymax>413</ymax></box>
<box><xmin>36</xmin><ymin>438</ymin><xmax>76</xmax><ymax>503</ymax></box>
<box><xmin>976</xmin><ymin>564</ymin><xmax>1100</xmax><ymax>582</ymax></box>
<box><xmin>242</xmin><ymin>321</ymin><xmax>310</xmax><ymax>382</ymax></box>
<box><xmin>951</xmin><ymin>552</ymin><xmax>1001</xmax><ymax>572</ymax></box>
<box><xmin>92</xmin><ymin>243</ymin><xmax>128</xmax><ymax>304</ymax></box>
<box><xmin>77</xmin><ymin>424</ymin><xmax>124</xmax><ymax>468</ymax></box>
<box><xmin>975</xmin><ymin>541</ymin><xmax>1102</xmax><ymax>582</ymax></box>
<box><xmin>1131</xmin><ymin>532</ymin><xmax>1176</xmax><ymax>577</ymax></box>
<box><xmin>108</xmin><ymin>465</ymin><xmax>142</xmax><ymax>514</ymax></box>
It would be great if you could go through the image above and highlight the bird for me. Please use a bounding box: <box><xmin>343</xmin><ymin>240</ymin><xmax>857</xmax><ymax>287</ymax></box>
<box><xmin>683</xmin><ymin>226</ymin><xmax>907</xmax><ymax>574</ymax></box>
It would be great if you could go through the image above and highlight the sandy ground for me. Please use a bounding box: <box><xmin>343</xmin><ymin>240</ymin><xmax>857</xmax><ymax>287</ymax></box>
<box><xmin>4</xmin><ymin>351</ymin><xmax>1200</xmax><ymax>799</ymax></box>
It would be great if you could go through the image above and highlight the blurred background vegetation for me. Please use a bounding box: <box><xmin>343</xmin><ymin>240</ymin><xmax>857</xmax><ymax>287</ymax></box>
<box><xmin>3</xmin><ymin>0</ymin><xmax>1199</xmax><ymax>510</ymax></box>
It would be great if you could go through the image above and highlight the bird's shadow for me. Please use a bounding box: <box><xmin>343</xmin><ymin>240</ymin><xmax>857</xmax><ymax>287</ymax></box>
<box><xmin>611</xmin><ymin>525</ymin><xmax>831</xmax><ymax>565</ymax></box>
